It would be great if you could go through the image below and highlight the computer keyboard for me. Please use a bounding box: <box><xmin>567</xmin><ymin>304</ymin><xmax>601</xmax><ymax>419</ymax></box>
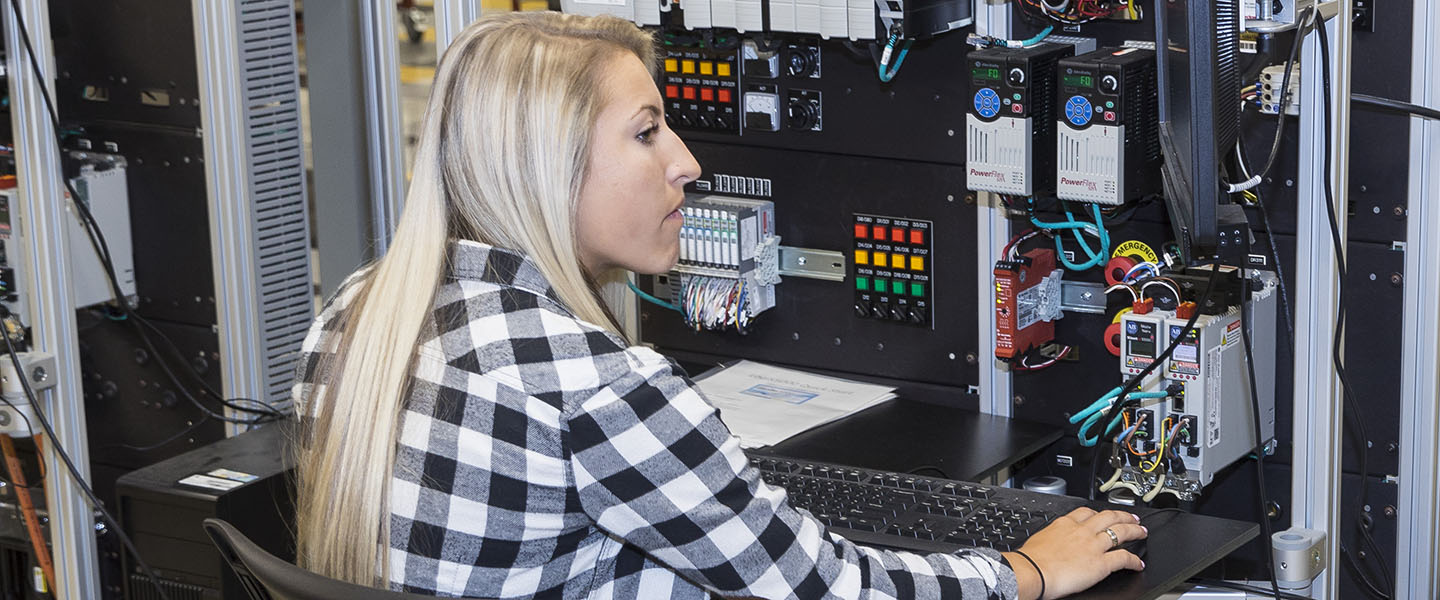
<box><xmin>748</xmin><ymin>452</ymin><xmax>1090</xmax><ymax>554</ymax></box>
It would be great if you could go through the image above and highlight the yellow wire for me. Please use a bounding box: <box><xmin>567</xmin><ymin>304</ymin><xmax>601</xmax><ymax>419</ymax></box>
<box><xmin>1142</xmin><ymin>425</ymin><xmax>1168</xmax><ymax>473</ymax></box>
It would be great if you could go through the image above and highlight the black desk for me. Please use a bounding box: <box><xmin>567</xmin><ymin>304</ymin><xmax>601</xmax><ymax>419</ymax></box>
<box><xmin>752</xmin><ymin>399</ymin><xmax>1257</xmax><ymax>600</ymax></box>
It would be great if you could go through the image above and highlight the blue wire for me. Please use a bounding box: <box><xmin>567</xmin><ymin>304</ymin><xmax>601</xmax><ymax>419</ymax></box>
<box><xmin>878</xmin><ymin>39</ymin><xmax>913</xmax><ymax>82</ymax></box>
<box><xmin>1019</xmin><ymin>24</ymin><xmax>1054</xmax><ymax>47</ymax></box>
<box><xmin>1030</xmin><ymin>201</ymin><xmax>1110</xmax><ymax>271</ymax></box>
<box><xmin>626</xmin><ymin>280</ymin><xmax>680</xmax><ymax>312</ymax></box>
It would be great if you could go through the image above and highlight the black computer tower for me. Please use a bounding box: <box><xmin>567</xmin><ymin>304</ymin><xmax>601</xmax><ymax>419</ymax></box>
<box><xmin>116</xmin><ymin>423</ymin><xmax>295</xmax><ymax>600</ymax></box>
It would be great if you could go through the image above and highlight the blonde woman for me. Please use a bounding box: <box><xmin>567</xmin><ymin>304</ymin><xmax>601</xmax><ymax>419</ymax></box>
<box><xmin>293</xmin><ymin>11</ymin><xmax>1145</xmax><ymax>600</ymax></box>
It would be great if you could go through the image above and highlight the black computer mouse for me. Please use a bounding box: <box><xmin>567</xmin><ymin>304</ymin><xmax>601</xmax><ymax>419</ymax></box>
<box><xmin>1119</xmin><ymin>537</ymin><xmax>1147</xmax><ymax>559</ymax></box>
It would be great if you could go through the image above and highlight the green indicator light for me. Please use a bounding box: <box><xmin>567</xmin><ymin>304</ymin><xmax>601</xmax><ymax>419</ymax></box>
<box><xmin>1105</xmin><ymin>100</ymin><xmax>1115</xmax><ymax>108</ymax></box>
<box><xmin>874</xmin><ymin>279</ymin><xmax>888</xmax><ymax>294</ymax></box>
<box><xmin>911</xmin><ymin>282</ymin><xmax>925</xmax><ymax>297</ymax></box>
<box><xmin>856</xmin><ymin>277</ymin><xmax>869</xmax><ymax>291</ymax></box>
<box><xmin>891</xmin><ymin>280</ymin><xmax>906</xmax><ymax>295</ymax></box>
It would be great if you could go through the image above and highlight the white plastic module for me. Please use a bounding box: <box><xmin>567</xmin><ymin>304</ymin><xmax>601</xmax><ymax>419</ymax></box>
<box><xmin>847</xmin><ymin>0</ymin><xmax>875</xmax><ymax>40</ymax></box>
<box><xmin>819</xmin><ymin>0</ymin><xmax>848</xmax><ymax>38</ymax></box>
<box><xmin>966</xmin><ymin>115</ymin><xmax>1034</xmax><ymax>196</ymax></box>
<box><xmin>1056</xmin><ymin>123</ymin><xmax>1126</xmax><ymax>205</ymax></box>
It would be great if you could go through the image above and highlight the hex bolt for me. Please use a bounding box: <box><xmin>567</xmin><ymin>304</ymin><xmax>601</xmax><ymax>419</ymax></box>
<box><xmin>1391</xmin><ymin>273</ymin><xmax>1403</xmax><ymax>287</ymax></box>
<box><xmin>31</xmin><ymin>367</ymin><xmax>46</xmax><ymax>383</ymax></box>
<box><xmin>1013</xmin><ymin>394</ymin><xmax>1025</xmax><ymax>406</ymax></box>
<box><xmin>965</xmin><ymin>352</ymin><xmax>978</xmax><ymax>365</ymax></box>
<box><xmin>1383</xmin><ymin>505</ymin><xmax>1397</xmax><ymax>519</ymax></box>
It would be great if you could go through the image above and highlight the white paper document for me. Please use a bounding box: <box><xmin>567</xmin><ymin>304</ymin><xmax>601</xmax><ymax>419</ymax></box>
<box><xmin>694</xmin><ymin>360</ymin><xmax>897</xmax><ymax>448</ymax></box>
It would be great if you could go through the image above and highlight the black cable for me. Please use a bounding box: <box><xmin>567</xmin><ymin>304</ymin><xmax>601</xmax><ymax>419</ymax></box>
<box><xmin>100</xmin><ymin>415</ymin><xmax>212</xmax><ymax>453</ymax></box>
<box><xmin>1341</xmin><ymin>542</ymin><xmax>1398</xmax><ymax>599</ymax></box>
<box><xmin>1245</xmin><ymin>8</ymin><xmax>1315</xmax><ymax>184</ymax></box>
<box><xmin>1087</xmin><ymin>266</ymin><xmax>1222</xmax><ymax>501</ymax></box>
<box><xmin>0</xmin><ymin>329</ymin><xmax>171</xmax><ymax>600</ymax></box>
<box><xmin>1234</xmin><ymin>142</ymin><xmax>1296</xmax><ymax>345</ymax></box>
<box><xmin>1314</xmin><ymin>21</ymin><xmax>1394</xmax><ymax>599</ymax></box>
<box><xmin>3</xmin><ymin>0</ymin><xmax>284</xmax><ymax>426</ymax></box>
<box><xmin>1189</xmin><ymin>578</ymin><xmax>1311</xmax><ymax>600</ymax></box>
<box><xmin>906</xmin><ymin>465</ymin><xmax>952</xmax><ymax>479</ymax></box>
<box><xmin>1240</xmin><ymin>277</ymin><xmax>1282</xmax><ymax>600</ymax></box>
<box><xmin>1352</xmin><ymin>93</ymin><xmax>1440</xmax><ymax>121</ymax></box>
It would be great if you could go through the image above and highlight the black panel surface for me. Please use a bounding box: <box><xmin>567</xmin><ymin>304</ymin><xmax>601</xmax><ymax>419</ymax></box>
<box><xmin>640</xmin><ymin>143</ymin><xmax>979</xmax><ymax>389</ymax></box>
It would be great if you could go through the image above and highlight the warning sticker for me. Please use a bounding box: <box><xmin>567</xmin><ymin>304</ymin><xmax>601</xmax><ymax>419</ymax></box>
<box><xmin>1224</xmin><ymin>320</ymin><xmax>1242</xmax><ymax>347</ymax></box>
<box><xmin>1112</xmin><ymin>240</ymin><xmax>1159</xmax><ymax>263</ymax></box>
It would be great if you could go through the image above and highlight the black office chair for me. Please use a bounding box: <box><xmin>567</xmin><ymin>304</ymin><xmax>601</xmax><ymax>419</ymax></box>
<box><xmin>203</xmin><ymin>518</ymin><xmax>435</xmax><ymax>600</ymax></box>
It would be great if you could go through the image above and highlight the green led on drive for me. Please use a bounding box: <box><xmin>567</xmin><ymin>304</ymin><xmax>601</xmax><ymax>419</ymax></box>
<box><xmin>856</xmin><ymin>277</ymin><xmax>869</xmax><ymax>291</ymax></box>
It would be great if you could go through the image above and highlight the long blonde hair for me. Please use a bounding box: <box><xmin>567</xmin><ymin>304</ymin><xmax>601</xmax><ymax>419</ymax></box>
<box><xmin>295</xmin><ymin>12</ymin><xmax>657</xmax><ymax>586</ymax></box>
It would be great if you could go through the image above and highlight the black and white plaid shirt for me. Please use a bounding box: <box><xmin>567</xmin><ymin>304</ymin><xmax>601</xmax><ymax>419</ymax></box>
<box><xmin>295</xmin><ymin>240</ymin><xmax>1017</xmax><ymax>599</ymax></box>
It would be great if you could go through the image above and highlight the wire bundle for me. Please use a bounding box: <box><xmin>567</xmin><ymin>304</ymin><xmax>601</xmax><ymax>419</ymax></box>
<box><xmin>680</xmin><ymin>276</ymin><xmax>752</xmax><ymax>332</ymax></box>
<box><xmin>1026</xmin><ymin>199</ymin><xmax>1112</xmax><ymax>271</ymax></box>
<box><xmin>1018</xmin><ymin>0</ymin><xmax>1138</xmax><ymax>23</ymax></box>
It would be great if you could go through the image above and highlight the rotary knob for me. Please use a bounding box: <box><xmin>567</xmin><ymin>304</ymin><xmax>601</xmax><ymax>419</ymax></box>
<box><xmin>1007</xmin><ymin>67</ymin><xmax>1026</xmax><ymax>86</ymax></box>
<box><xmin>1100</xmin><ymin>74</ymin><xmax>1120</xmax><ymax>94</ymax></box>
<box><xmin>786</xmin><ymin>99</ymin><xmax>817</xmax><ymax>130</ymax></box>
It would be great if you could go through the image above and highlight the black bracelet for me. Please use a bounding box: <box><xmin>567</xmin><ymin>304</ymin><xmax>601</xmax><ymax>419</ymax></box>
<box><xmin>1014</xmin><ymin>550</ymin><xmax>1045</xmax><ymax>600</ymax></box>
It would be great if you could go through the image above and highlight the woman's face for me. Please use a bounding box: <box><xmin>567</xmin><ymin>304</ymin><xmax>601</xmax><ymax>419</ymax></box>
<box><xmin>576</xmin><ymin>53</ymin><xmax>702</xmax><ymax>276</ymax></box>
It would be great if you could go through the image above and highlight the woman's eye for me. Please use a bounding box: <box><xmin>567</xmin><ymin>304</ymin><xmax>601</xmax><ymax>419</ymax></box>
<box><xmin>637</xmin><ymin>124</ymin><xmax>659</xmax><ymax>145</ymax></box>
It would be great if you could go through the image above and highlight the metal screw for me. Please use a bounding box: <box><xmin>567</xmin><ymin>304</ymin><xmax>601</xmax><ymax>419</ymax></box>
<box><xmin>791</xmin><ymin>332</ymin><xmax>800</xmax><ymax>341</ymax></box>
<box><xmin>947</xmin><ymin>129</ymin><xmax>955</xmax><ymax>137</ymax></box>
<box><xmin>833</xmin><ymin>337</ymin><xmax>842</xmax><ymax>346</ymax></box>
<box><xmin>1391</xmin><ymin>273</ymin><xmax>1403</xmax><ymax>286</ymax></box>
<box><xmin>31</xmin><ymin>367</ymin><xmax>46</xmax><ymax>383</ymax></box>
<box><xmin>965</xmin><ymin>352</ymin><xmax>977</xmax><ymax>365</ymax></box>
<box><xmin>1285</xmin><ymin>179</ymin><xmax>1295</xmax><ymax>187</ymax></box>
<box><xmin>1081</xmin><ymin>291</ymin><xmax>1094</xmax><ymax>300</ymax></box>
<box><xmin>797</xmin><ymin>256</ymin><xmax>808</xmax><ymax>265</ymax></box>
<box><xmin>1013</xmin><ymin>394</ymin><xmax>1026</xmax><ymax>406</ymax></box>
<box><xmin>946</xmin><ymin>194</ymin><xmax>955</xmax><ymax>202</ymax></box>
<box><xmin>1372</xmin><ymin>206</ymin><xmax>1381</xmax><ymax>214</ymax></box>
<box><xmin>1394</xmin><ymin>205</ymin><xmax>1406</xmax><ymax>217</ymax></box>
<box><xmin>964</xmin><ymin>194</ymin><xmax>976</xmax><ymax>205</ymax></box>
<box><xmin>1388</xmin><ymin>441</ymin><xmax>1399</xmax><ymax>454</ymax></box>
<box><xmin>1369</xmin><ymin>273</ymin><xmax>1377</xmax><ymax>281</ymax></box>
<box><xmin>1383</xmin><ymin>505</ymin><xmax>1397</xmax><ymax>519</ymax></box>
<box><xmin>1313</xmin><ymin>550</ymin><xmax>1322</xmax><ymax>566</ymax></box>
<box><xmin>876</xmin><ymin>343</ymin><xmax>885</xmax><ymax>351</ymax></box>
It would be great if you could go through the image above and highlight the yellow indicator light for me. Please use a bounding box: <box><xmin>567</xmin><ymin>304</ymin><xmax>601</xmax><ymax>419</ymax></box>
<box><xmin>717</xmin><ymin>62</ymin><xmax>732</xmax><ymax>77</ymax></box>
<box><xmin>910</xmin><ymin>256</ymin><xmax>925</xmax><ymax>271</ymax></box>
<box><xmin>854</xmin><ymin>250</ymin><xmax>869</xmax><ymax>265</ymax></box>
<box><xmin>681</xmin><ymin>60</ymin><xmax>696</xmax><ymax>74</ymax></box>
<box><xmin>873</xmin><ymin>252</ymin><xmax>888</xmax><ymax>268</ymax></box>
<box><xmin>700</xmin><ymin>61</ymin><xmax>714</xmax><ymax>75</ymax></box>
<box><xmin>664</xmin><ymin>58</ymin><xmax>678</xmax><ymax>73</ymax></box>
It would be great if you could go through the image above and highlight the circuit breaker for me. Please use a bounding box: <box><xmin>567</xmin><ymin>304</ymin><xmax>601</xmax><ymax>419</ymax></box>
<box><xmin>965</xmin><ymin>43</ymin><xmax>1074</xmax><ymax>196</ymax></box>
<box><xmin>1055</xmin><ymin>47</ymin><xmax>1160</xmax><ymax>205</ymax></box>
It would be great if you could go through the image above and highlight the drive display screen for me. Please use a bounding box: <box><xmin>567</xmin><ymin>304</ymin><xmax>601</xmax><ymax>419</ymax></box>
<box><xmin>973</xmin><ymin>67</ymin><xmax>1001</xmax><ymax>81</ymax></box>
<box><xmin>1064</xmin><ymin>73</ymin><xmax>1095</xmax><ymax>88</ymax></box>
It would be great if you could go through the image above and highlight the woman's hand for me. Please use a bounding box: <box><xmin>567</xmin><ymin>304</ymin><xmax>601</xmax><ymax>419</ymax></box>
<box><xmin>1002</xmin><ymin>507</ymin><xmax>1147</xmax><ymax>600</ymax></box>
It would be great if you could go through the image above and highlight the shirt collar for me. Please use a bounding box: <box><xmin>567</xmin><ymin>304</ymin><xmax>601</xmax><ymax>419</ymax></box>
<box><xmin>447</xmin><ymin>239</ymin><xmax>561</xmax><ymax>301</ymax></box>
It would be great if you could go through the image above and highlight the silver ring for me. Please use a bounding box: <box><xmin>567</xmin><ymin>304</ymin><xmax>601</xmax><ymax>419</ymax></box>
<box><xmin>1104</xmin><ymin>527</ymin><xmax>1120</xmax><ymax>550</ymax></box>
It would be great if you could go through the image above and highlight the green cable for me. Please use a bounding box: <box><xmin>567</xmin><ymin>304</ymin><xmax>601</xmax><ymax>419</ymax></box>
<box><xmin>627</xmin><ymin>280</ymin><xmax>680</xmax><ymax>312</ymax></box>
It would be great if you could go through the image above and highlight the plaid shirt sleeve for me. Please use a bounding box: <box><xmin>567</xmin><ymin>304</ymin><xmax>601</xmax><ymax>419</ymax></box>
<box><xmin>567</xmin><ymin>348</ymin><xmax>1019</xmax><ymax>600</ymax></box>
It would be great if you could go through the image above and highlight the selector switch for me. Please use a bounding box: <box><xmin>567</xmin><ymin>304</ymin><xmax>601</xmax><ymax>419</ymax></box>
<box><xmin>1007</xmin><ymin>67</ymin><xmax>1026</xmax><ymax>85</ymax></box>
